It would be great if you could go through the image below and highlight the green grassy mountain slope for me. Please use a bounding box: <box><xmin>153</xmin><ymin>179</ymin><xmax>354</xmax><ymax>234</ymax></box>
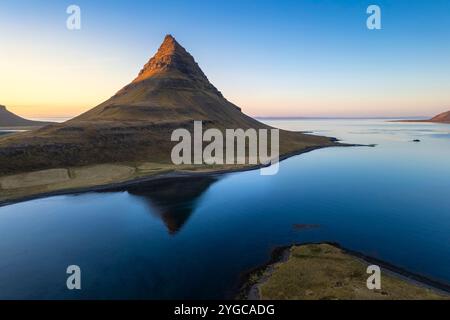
<box><xmin>0</xmin><ymin>35</ymin><xmax>335</xmax><ymax>176</ymax></box>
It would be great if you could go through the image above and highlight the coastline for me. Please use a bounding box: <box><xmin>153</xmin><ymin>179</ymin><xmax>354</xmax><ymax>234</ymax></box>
<box><xmin>238</xmin><ymin>242</ymin><xmax>450</xmax><ymax>300</ymax></box>
<box><xmin>0</xmin><ymin>142</ymin><xmax>363</xmax><ymax>207</ymax></box>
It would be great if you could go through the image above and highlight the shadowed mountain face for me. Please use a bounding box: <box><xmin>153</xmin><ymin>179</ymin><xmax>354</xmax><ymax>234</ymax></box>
<box><xmin>430</xmin><ymin>111</ymin><xmax>450</xmax><ymax>123</ymax></box>
<box><xmin>0</xmin><ymin>105</ymin><xmax>52</xmax><ymax>127</ymax></box>
<box><xmin>0</xmin><ymin>35</ymin><xmax>334</xmax><ymax>175</ymax></box>
<box><xmin>124</xmin><ymin>176</ymin><xmax>218</xmax><ymax>235</ymax></box>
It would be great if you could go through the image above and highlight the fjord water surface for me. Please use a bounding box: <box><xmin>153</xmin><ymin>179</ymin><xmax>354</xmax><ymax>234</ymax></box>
<box><xmin>0</xmin><ymin>119</ymin><xmax>449</xmax><ymax>299</ymax></box>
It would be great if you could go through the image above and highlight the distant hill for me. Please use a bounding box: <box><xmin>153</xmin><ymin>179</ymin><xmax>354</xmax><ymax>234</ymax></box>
<box><xmin>397</xmin><ymin>110</ymin><xmax>450</xmax><ymax>124</ymax></box>
<box><xmin>430</xmin><ymin>110</ymin><xmax>450</xmax><ymax>123</ymax></box>
<box><xmin>0</xmin><ymin>35</ymin><xmax>335</xmax><ymax>175</ymax></box>
<box><xmin>0</xmin><ymin>105</ymin><xmax>53</xmax><ymax>128</ymax></box>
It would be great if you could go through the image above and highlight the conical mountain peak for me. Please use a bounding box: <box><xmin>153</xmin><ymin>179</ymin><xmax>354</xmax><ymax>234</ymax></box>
<box><xmin>132</xmin><ymin>35</ymin><xmax>211</xmax><ymax>85</ymax></box>
<box><xmin>159</xmin><ymin>34</ymin><xmax>184</xmax><ymax>54</ymax></box>
<box><xmin>72</xmin><ymin>34</ymin><xmax>253</xmax><ymax>123</ymax></box>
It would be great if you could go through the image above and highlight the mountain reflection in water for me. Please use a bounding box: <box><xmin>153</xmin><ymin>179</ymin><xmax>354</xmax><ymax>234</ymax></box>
<box><xmin>112</xmin><ymin>176</ymin><xmax>219</xmax><ymax>235</ymax></box>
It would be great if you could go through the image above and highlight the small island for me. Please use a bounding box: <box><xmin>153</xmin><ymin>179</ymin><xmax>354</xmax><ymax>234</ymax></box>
<box><xmin>242</xmin><ymin>243</ymin><xmax>449</xmax><ymax>300</ymax></box>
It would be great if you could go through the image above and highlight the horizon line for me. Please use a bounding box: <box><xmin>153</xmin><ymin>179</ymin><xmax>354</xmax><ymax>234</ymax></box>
<box><xmin>254</xmin><ymin>116</ymin><xmax>429</xmax><ymax>120</ymax></box>
<box><xmin>24</xmin><ymin>115</ymin><xmax>430</xmax><ymax>123</ymax></box>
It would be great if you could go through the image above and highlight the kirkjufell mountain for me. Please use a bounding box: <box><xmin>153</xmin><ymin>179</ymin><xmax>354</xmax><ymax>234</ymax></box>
<box><xmin>0</xmin><ymin>105</ymin><xmax>52</xmax><ymax>127</ymax></box>
<box><xmin>74</xmin><ymin>35</ymin><xmax>259</xmax><ymax>128</ymax></box>
<box><xmin>0</xmin><ymin>35</ymin><xmax>335</xmax><ymax>175</ymax></box>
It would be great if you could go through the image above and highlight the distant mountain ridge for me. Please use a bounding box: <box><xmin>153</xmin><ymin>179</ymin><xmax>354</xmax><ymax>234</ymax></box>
<box><xmin>0</xmin><ymin>105</ymin><xmax>53</xmax><ymax>127</ymax></box>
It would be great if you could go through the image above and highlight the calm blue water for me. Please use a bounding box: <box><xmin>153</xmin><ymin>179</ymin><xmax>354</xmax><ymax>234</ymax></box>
<box><xmin>0</xmin><ymin>119</ymin><xmax>449</xmax><ymax>299</ymax></box>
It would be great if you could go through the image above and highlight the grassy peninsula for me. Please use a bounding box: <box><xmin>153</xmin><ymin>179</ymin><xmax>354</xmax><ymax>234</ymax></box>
<box><xmin>243</xmin><ymin>243</ymin><xmax>449</xmax><ymax>300</ymax></box>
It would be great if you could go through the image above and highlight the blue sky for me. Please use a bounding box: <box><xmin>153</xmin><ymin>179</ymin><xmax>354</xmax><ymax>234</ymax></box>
<box><xmin>1</xmin><ymin>0</ymin><xmax>449</xmax><ymax>117</ymax></box>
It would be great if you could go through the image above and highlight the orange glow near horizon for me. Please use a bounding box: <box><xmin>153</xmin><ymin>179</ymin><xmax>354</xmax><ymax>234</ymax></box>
<box><xmin>0</xmin><ymin>53</ymin><xmax>133</xmax><ymax>118</ymax></box>
<box><xmin>4</xmin><ymin>89</ymin><xmax>446</xmax><ymax>119</ymax></box>
<box><xmin>2</xmin><ymin>62</ymin><xmax>447</xmax><ymax>119</ymax></box>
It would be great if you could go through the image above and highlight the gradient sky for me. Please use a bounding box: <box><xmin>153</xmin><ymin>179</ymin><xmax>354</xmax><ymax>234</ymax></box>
<box><xmin>1</xmin><ymin>0</ymin><xmax>450</xmax><ymax>118</ymax></box>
